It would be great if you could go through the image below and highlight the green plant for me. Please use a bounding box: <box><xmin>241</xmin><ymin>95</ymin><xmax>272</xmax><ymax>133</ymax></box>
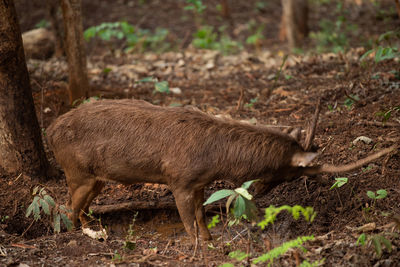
<box><xmin>343</xmin><ymin>95</ymin><xmax>359</xmax><ymax>110</ymax></box>
<box><xmin>35</xmin><ymin>19</ymin><xmax>50</xmax><ymax>29</ymax></box>
<box><xmin>184</xmin><ymin>0</ymin><xmax>206</xmax><ymax>14</ymax></box>
<box><xmin>253</xmin><ymin>235</ymin><xmax>315</xmax><ymax>265</ymax></box>
<box><xmin>136</xmin><ymin>76</ymin><xmax>170</xmax><ymax>94</ymax></box>
<box><xmin>357</xmin><ymin>233</ymin><xmax>392</xmax><ymax>258</ymax></box>
<box><xmin>207</xmin><ymin>214</ymin><xmax>220</xmax><ymax>229</ymax></box>
<box><xmin>26</xmin><ymin>186</ymin><xmax>73</xmax><ymax>233</ymax></box>
<box><xmin>203</xmin><ymin>180</ymin><xmax>258</xmax><ymax>223</ymax></box>
<box><xmin>258</xmin><ymin>205</ymin><xmax>316</xmax><ymax>229</ymax></box>
<box><xmin>1</xmin><ymin>215</ymin><xmax>9</xmax><ymax>223</ymax></box>
<box><xmin>246</xmin><ymin>20</ymin><xmax>264</xmax><ymax>50</ymax></box>
<box><xmin>376</xmin><ymin>106</ymin><xmax>400</xmax><ymax>123</ymax></box>
<box><xmin>84</xmin><ymin>22</ymin><xmax>170</xmax><ymax>53</ymax></box>
<box><xmin>244</xmin><ymin>97</ymin><xmax>258</xmax><ymax>109</ymax></box>
<box><xmin>367</xmin><ymin>189</ymin><xmax>388</xmax><ymax>203</ymax></box>
<box><xmin>124</xmin><ymin>212</ymin><xmax>138</xmax><ymax>250</ymax></box>
<box><xmin>310</xmin><ymin>4</ymin><xmax>356</xmax><ymax>53</ymax></box>
<box><xmin>112</xmin><ymin>250</ymin><xmax>123</xmax><ymax>262</ymax></box>
<box><xmin>330</xmin><ymin>177</ymin><xmax>348</xmax><ymax>190</ymax></box>
<box><xmin>72</xmin><ymin>95</ymin><xmax>102</xmax><ymax>107</ymax></box>
<box><xmin>192</xmin><ymin>26</ymin><xmax>242</xmax><ymax>55</ymax></box>
<box><xmin>360</xmin><ymin>31</ymin><xmax>400</xmax><ymax>64</ymax></box>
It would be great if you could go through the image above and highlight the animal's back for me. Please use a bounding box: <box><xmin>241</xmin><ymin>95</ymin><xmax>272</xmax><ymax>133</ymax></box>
<box><xmin>46</xmin><ymin>99</ymin><xmax>301</xmax><ymax>185</ymax></box>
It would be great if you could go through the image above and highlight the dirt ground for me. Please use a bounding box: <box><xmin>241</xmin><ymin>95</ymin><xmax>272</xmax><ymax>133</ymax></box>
<box><xmin>1</xmin><ymin>0</ymin><xmax>400</xmax><ymax>266</ymax></box>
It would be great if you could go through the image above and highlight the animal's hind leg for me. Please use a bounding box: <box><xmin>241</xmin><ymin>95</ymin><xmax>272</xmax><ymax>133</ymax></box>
<box><xmin>65</xmin><ymin>171</ymin><xmax>98</xmax><ymax>227</ymax></box>
<box><xmin>194</xmin><ymin>189</ymin><xmax>212</xmax><ymax>240</ymax></box>
<box><xmin>79</xmin><ymin>180</ymin><xmax>105</xmax><ymax>227</ymax></box>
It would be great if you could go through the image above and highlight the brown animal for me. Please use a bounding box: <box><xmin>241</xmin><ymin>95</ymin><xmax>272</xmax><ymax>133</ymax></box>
<box><xmin>46</xmin><ymin>99</ymin><xmax>396</xmax><ymax>242</ymax></box>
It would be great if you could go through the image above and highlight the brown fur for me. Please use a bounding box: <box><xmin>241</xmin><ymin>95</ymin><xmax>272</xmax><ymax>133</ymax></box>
<box><xmin>46</xmin><ymin>99</ymin><xmax>396</xmax><ymax>241</ymax></box>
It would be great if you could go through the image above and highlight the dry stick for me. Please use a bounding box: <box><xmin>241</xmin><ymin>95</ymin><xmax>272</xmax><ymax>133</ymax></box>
<box><xmin>304</xmin><ymin>98</ymin><xmax>321</xmax><ymax>151</ymax></box>
<box><xmin>91</xmin><ymin>201</ymin><xmax>221</xmax><ymax>214</ymax></box>
<box><xmin>344</xmin><ymin>90</ymin><xmax>359</xmax><ymax>104</ymax></box>
<box><xmin>358</xmin><ymin>120</ymin><xmax>400</xmax><ymax>128</ymax></box>
<box><xmin>265</xmin><ymin>54</ymin><xmax>288</xmax><ymax>100</ymax></box>
<box><xmin>335</xmin><ymin>189</ymin><xmax>344</xmax><ymax>209</ymax></box>
<box><xmin>161</xmin><ymin>240</ymin><xmax>172</xmax><ymax>255</ymax></box>
<box><xmin>236</xmin><ymin>87</ymin><xmax>245</xmax><ymax>111</ymax></box>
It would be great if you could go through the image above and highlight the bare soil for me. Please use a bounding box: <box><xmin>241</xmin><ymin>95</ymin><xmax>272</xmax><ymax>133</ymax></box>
<box><xmin>1</xmin><ymin>0</ymin><xmax>400</xmax><ymax>266</ymax></box>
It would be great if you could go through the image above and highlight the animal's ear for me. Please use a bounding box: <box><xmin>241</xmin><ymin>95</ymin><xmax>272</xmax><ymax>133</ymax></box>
<box><xmin>290</xmin><ymin>152</ymin><xmax>318</xmax><ymax>167</ymax></box>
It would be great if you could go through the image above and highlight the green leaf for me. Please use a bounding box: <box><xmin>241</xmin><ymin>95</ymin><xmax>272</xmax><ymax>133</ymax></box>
<box><xmin>233</xmin><ymin>195</ymin><xmax>246</xmax><ymax>218</ymax></box>
<box><xmin>39</xmin><ymin>198</ymin><xmax>50</xmax><ymax>215</ymax></box>
<box><xmin>228</xmin><ymin>250</ymin><xmax>250</xmax><ymax>261</ymax></box>
<box><xmin>207</xmin><ymin>214</ymin><xmax>220</xmax><ymax>229</ymax></box>
<box><xmin>357</xmin><ymin>233</ymin><xmax>366</xmax><ymax>246</ymax></box>
<box><xmin>33</xmin><ymin>198</ymin><xmax>41</xmax><ymax>221</ymax></box>
<box><xmin>218</xmin><ymin>264</ymin><xmax>234</xmax><ymax>267</ymax></box>
<box><xmin>54</xmin><ymin>214</ymin><xmax>61</xmax><ymax>233</ymax></box>
<box><xmin>226</xmin><ymin>194</ymin><xmax>236</xmax><ymax>214</ymax></box>
<box><xmin>234</xmin><ymin>188</ymin><xmax>253</xmax><ymax>200</ymax></box>
<box><xmin>243</xmin><ymin>198</ymin><xmax>258</xmax><ymax>221</ymax></box>
<box><xmin>26</xmin><ymin>201</ymin><xmax>35</xmax><ymax>218</ymax></box>
<box><xmin>137</xmin><ymin>76</ymin><xmax>156</xmax><ymax>83</ymax></box>
<box><xmin>32</xmin><ymin>186</ymin><xmax>40</xmax><ymax>195</ymax></box>
<box><xmin>360</xmin><ymin>49</ymin><xmax>374</xmax><ymax>61</ymax></box>
<box><xmin>376</xmin><ymin>189</ymin><xmax>388</xmax><ymax>199</ymax></box>
<box><xmin>378</xmin><ymin>236</ymin><xmax>392</xmax><ymax>252</ymax></box>
<box><xmin>154</xmin><ymin>81</ymin><xmax>170</xmax><ymax>93</ymax></box>
<box><xmin>367</xmin><ymin>191</ymin><xmax>376</xmax><ymax>199</ymax></box>
<box><xmin>84</xmin><ymin>26</ymin><xmax>97</xmax><ymax>41</ymax></box>
<box><xmin>330</xmin><ymin>177</ymin><xmax>348</xmax><ymax>190</ymax></box>
<box><xmin>372</xmin><ymin>236</ymin><xmax>382</xmax><ymax>258</ymax></box>
<box><xmin>61</xmin><ymin>213</ymin><xmax>74</xmax><ymax>231</ymax></box>
<box><xmin>124</xmin><ymin>241</ymin><xmax>136</xmax><ymax>250</ymax></box>
<box><xmin>44</xmin><ymin>194</ymin><xmax>56</xmax><ymax>207</ymax></box>
<box><xmin>203</xmin><ymin>189</ymin><xmax>235</xmax><ymax>206</ymax></box>
<box><xmin>241</xmin><ymin>179</ymin><xmax>258</xmax><ymax>190</ymax></box>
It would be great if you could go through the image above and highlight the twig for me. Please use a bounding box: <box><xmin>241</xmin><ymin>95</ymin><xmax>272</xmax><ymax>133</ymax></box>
<box><xmin>0</xmin><ymin>245</ymin><xmax>6</xmax><ymax>257</ymax></box>
<box><xmin>357</xmin><ymin>120</ymin><xmax>400</xmax><ymax>127</ymax></box>
<box><xmin>335</xmin><ymin>189</ymin><xmax>344</xmax><ymax>209</ymax></box>
<box><xmin>14</xmin><ymin>220</ymin><xmax>35</xmax><ymax>240</ymax></box>
<box><xmin>304</xmin><ymin>98</ymin><xmax>321</xmax><ymax>151</ymax></box>
<box><xmin>231</xmin><ymin>228</ymin><xmax>247</xmax><ymax>242</ymax></box>
<box><xmin>161</xmin><ymin>240</ymin><xmax>171</xmax><ymax>255</ymax></box>
<box><xmin>236</xmin><ymin>87</ymin><xmax>244</xmax><ymax>111</ymax></box>
<box><xmin>304</xmin><ymin>177</ymin><xmax>309</xmax><ymax>197</ymax></box>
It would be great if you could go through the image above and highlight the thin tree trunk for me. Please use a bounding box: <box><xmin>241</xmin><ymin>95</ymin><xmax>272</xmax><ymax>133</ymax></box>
<box><xmin>220</xmin><ymin>0</ymin><xmax>231</xmax><ymax>19</ymax></box>
<box><xmin>46</xmin><ymin>0</ymin><xmax>64</xmax><ymax>57</ymax></box>
<box><xmin>0</xmin><ymin>0</ymin><xmax>50</xmax><ymax>178</ymax></box>
<box><xmin>60</xmin><ymin>0</ymin><xmax>89</xmax><ymax>104</ymax></box>
<box><xmin>280</xmin><ymin>0</ymin><xmax>308</xmax><ymax>48</ymax></box>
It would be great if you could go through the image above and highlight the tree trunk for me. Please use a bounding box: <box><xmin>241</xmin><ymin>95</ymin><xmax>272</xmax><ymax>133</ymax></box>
<box><xmin>0</xmin><ymin>0</ymin><xmax>50</xmax><ymax>178</ymax></box>
<box><xmin>60</xmin><ymin>0</ymin><xmax>89</xmax><ymax>104</ymax></box>
<box><xmin>46</xmin><ymin>0</ymin><xmax>64</xmax><ymax>57</ymax></box>
<box><xmin>280</xmin><ymin>0</ymin><xmax>308</xmax><ymax>48</ymax></box>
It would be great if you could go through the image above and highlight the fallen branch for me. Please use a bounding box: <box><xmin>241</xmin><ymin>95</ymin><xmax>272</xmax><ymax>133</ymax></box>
<box><xmin>357</xmin><ymin>121</ymin><xmax>400</xmax><ymax>127</ymax></box>
<box><xmin>91</xmin><ymin>201</ymin><xmax>222</xmax><ymax>214</ymax></box>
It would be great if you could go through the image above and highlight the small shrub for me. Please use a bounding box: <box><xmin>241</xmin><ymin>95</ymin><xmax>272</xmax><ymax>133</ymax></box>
<box><xmin>204</xmin><ymin>179</ymin><xmax>258</xmax><ymax>223</ymax></box>
<box><xmin>136</xmin><ymin>76</ymin><xmax>170</xmax><ymax>94</ymax></box>
<box><xmin>26</xmin><ymin>186</ymin><xmax>73</xmax><ymax>233</ymax></box>
<box><xmin>84</xmin><ymin>22</ymin><xmax>170</xmax><ymax>53</ymax></box>
<box><xmin>192</xmin><ymin>26</ymin><xmax>242</xmax><ymax>55</ymax></box>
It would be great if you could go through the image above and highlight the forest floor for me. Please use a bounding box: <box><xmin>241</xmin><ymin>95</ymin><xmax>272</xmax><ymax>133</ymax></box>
<box><xmin>1</xmin><ymin>0</ymin><xmax>400</xmax><ymax>266</ymax></box>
